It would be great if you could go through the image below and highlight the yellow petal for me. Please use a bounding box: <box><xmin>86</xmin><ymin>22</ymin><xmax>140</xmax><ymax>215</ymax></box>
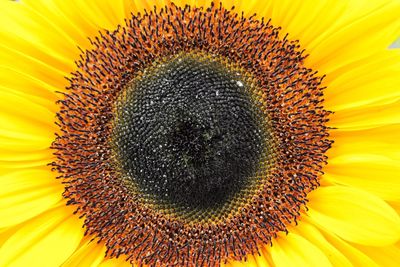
<box><xmin>62</xmin><ymin>238</ymin><xmax>106</xmax><ymax>267</ymax></box>
<box><xmin>318</xmin><ymin>225</ymin><xmax>379</xmax><ymax>267</ymax></box>
<box><xmin>293</xmin><ymin>221</ymin><xmax>352</xmax><ymax>267</ymax></box>
<box><xmin>0</xmin><ymin>136</ymin><xmax>53</xmax><ymax>163</ymax></box>
<box><xmin>243</xmin><ymin>0</ymin><xmax>400</xmax><ymax>72</ymax></box>
<box><xmin>0</xmin><ymin>225</ymin><xmax>19</xmax><ymax>249</ymax></box>
<box><xmin>328</xmin><ymin>125</ymin><xmax>400</xmax><ymax>160</ymax></box>
<box><xmin>306</xmin><ymin>1</ymin><xmax>400</xmax><ymax>74</ymax></box>
<box><xmin>0</xmin><ymin>169</ymin><xmax>64</xmax><ymax>228</ymax></box>
<box><xmin>0</xmin><ymin>147</ymin><xmax>52</xmax><ymax>164</ymax></box>
<box><xmin>250</xmin><ymin>0</ymin><xmax>347</xmax><ymax>48</ymax></box>
<box><xmin>0</xmin><ymin>152</ymin><xmax>53</xmax><ymax>171</ymax></box>
<box><xmin>0</xmin><ymin>90</ymin><xmax>56</xmax><ymax>139</ymax></box>
<box><xmin>389</xmin><ymin>201</ymin><xmax>400</xmax><ymax>216</ymax></box>
<box><xmin>2</xmin><ymin>0</ymin><xmax>134</xmax><ymax>59</ymax></box>
<box><xmin>0</xmin><ymin>0</ymin><xmax>135</xmax><ymax>103</ymax></box>
<box><xmin>245</xmin><ymin>0</ymin><xmax>398</xmax><ymax>50</ymax></box>
<box><xmin>308</xmin><ymin>186</ymin><xmax>400</xmax><ymax>246</ymax></box>
<box><xmin>323</xmin><ymin>156</ymin><xmax>400</xmax><ymax>201</ymax></box>
<box><xmin>0</xmin><ymin>39</ymin><xmax>68</xmax><ymax>101</ymax></box>
<box><xmin>325</xmin><ymin>125</ymin><xmax>400</xmax><ymax>200</ymax></box>
<box><xmin>251</xmin><ymin>248</ymin><xmax>272</xmax><ymax>267</ymax></box>
<box><xmin>328</xmin><ymin>100</ymin><xmax>400</xmax><ymax>130</ymax></box>
<box><xmin>270</xmin><ymin>232</ymin><xmax>332</xmax><ymax>267</ymax></box>
<box><xmin>0</xmin><ymin>90</ymin><xmax>55</xmax><ymax>167</ymax></box>
<box><xmin>0</xmin><ymin>64</ymin><xmax>61</xmax><ymax>107</ymax></box>
<box><xmin>245</xmin><ymin>255</ymin><xmax>260</xmax><ymax>267</ymax></box>
<box><xmin>257</xmin><ymin>246</ymin><xmax>274</xmax><ymax>267</ymax></box>
<box><xmin>0</xmin><ymin>204</ymin><xmax>84</xmax><ymax>267</ymax></box>
<box><xmin>354</xmin><ymin>244</ymin><xmax>400</xmax><ymax>266</ymax></box>
<box><xmin>323</xmin><ymin>50</ymin><xmax>400</xmax><ymax>111</ymax></box>
<box><xmin>1</xmin><ymin>3</ymin><xmax>77</xmax><ymax>70</ymax></box>
<box><xmin>0</xmin><ymin>91</ymin><xmax>54</xmax><ymax>168</ymax></box>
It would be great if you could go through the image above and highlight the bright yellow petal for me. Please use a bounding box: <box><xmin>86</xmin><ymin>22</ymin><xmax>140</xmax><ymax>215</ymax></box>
<box><xmin>354</xmin><ymin>244</ymin><xmax>400</xmax><ymax>266</ymax></box>
<box><xmin>323</xmin><ymin>156</ymin><xmax>400</xmax><ymax>201</ymax></box>
<box><xmin>270</xmin><ymin>232</ymin><xmax>332</xmax><ymax>267</ymax></box>
<box><xmin>0</xmin><ymin>64</ymin><xmax>61</xmax><ymax>108</ymax></box>
<box><xmin>308</xmin><ymin>186</ymin><xmax>400</xmax><ymax>246</ymax></box>
<box><xmin>0</xmin><ymin>225</ymin><xmax>19</xmax><ymax>249</ymax></box>
<box><xmin>328</xmin><ymin>100</ymin><xmax>400</xmax><ymax>130</ymax></box>
<box><xmin>249</xmin><ymin>0</ymin><xmax>400</xmax><ymax>122</ymax></box>
<box><xmin>323</xmin><ymin>49</ymin><xmax>400</xmax><ymax>111</ymax></box>
<box><xmin>293</xmin><ymin>221</ymin><xmax>352</xmax><ymax>267</ymax></box>
<box><xmin>245</xmin><ymin>0</ymin><xmax>394</xmax><ymax>46</ymax></box>
<box><xmin>0</xmin><ymin>103</ymin><xmax>54</xmax><ymax>134</ymax></box>
<box><xmin>254</xmin><ymin>248</ymin><xmax>273</xmax><ymax>267</ymax></box>
<box><xmin>1</xmin><ymin>2</ymin><xmax>76</xmax><ymax>72</ymax></box>
<box><xmin>0</xmin><ymin>0</ymin><xmax>135</xmax><ymax>102</ymax></box>
<box><xmin>306</xmin><ymin>1</ymin><xmax>400</xmax><ymax>74</ymax></box>
<box><xmin>324</xmin><ymin>124</ymin><xmax>400</xmax><ymax>200</ymax></box>
<box><xmin>0</xmin><ymin>0</ymin><xmax>139</xmax><ymax>170</ymax></box>
<box><xmin>0</xmin><ymin>90</ymin><xmax>56</xmax><ymax>140</ymax></box>
<box><xmin>0</xmin><ymin>169</ymin><xmax>63</xmax><ymax>228</ymax></box>
<box><xmin>328</xmin><ymin>125</ymin><xmax>400</xmax><ymax>160</ymax></box>
<box><xmin>0</xmin><ymin>90</ymin><xmax>55</xmax><ymax>169</ymax></box>
<box><xmin>318</xmin><ymin>226</ymin><xmax>379</xmax><ymax>267</ymax></box>
<box><xmin>0</xmin><ymin>155</ymin><xmax>52</xmax><ymax>170</ymax></box>
<box><xmin>247</xmin><ymin>0</ymin><xmax>348</xmax><ymax>47</ymax></box>
<box><xmin>0</xmin><ymin>204</ymin><xmax>84</xmax><ymax>267</ymax></box>
<box><xmin>245</xmin><ymin>255</ymin><xmax>260</xmax><ymax>267</ymax></box>
<box><xmin>389</xmin><ymin>201</ymin><xmax>400</xmax><ymax>216</ymax></box>
<box><xmin>62</xmin><ymin>238</ymin><xmax>107</xmax><ymax>267</ymax></box>
<box><xmin>241</xmin><ymin>0</ymin><xmax>400</xmax><ymax>67</ymax></box>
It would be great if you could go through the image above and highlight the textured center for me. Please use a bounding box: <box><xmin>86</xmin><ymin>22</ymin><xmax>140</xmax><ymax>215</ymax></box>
<box><xmin>113</xmin><ymin>55</ymin><xmax>266</xmax><ymax>213</ymax></box>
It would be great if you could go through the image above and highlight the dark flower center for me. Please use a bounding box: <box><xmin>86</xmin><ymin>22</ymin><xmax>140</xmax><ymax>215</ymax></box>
<box><xmin>113</xmin><ymin>54</ymin><xmax>266</xmax><ymax>214</ymax></box>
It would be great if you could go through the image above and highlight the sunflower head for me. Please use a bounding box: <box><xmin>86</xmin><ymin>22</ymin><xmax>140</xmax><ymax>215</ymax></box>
<box><xmin>1</xmin><ymin>0</ymin><xmax>400</xmax><ymax>267</ymax></box>
<box><xmin>50</xmin><ymin>2</ymin><xmax>332</xmax><ymax>265</ymax></box>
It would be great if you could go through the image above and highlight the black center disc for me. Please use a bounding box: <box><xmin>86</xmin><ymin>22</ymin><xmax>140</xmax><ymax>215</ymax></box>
<box><xmin>113</xmin><ymin>54</ymin><xmax>266</xmax><ymax>214</ymax></box>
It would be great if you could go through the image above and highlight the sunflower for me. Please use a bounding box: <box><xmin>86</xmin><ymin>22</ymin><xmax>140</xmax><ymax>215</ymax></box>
<box><xmin>1</xmin><ymin>0</ymin><xmax>400</xmax><ymax>266</ymax></box>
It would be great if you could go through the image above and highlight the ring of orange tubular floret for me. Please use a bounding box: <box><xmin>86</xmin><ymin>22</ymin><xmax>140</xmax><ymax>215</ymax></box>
<box><xmin>51</xmin><ymin>2</ymin><xmax>332</xmax><ymax>266</ymax></box>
